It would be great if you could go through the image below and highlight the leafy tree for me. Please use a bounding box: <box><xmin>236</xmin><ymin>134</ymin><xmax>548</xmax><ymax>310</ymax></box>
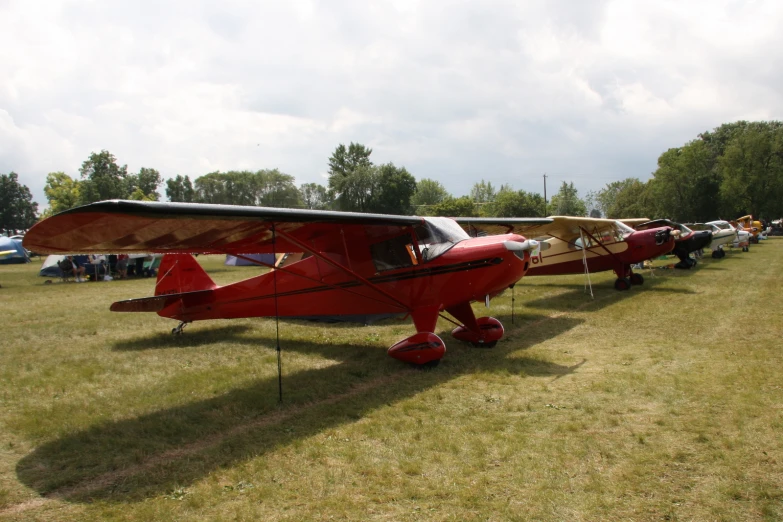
<box><xmin>126</xmin><ymin>167</ymin><xmax>162</xmax><ymax>201</ymax></box>
<box><xmin>717</xmin><ymin>124</ymin><xmax>783</xmax><ymax>219</ymax></box>
<box><xmin>193</xmin><ymin>170</ymin><xmax>302</xmax><ymax>207</ymax></box>
<box><xmin>326</xmin><ymin>143</ymin><xmax>416</xmax><ymax>213</ymax></box>
<box><xmin>78</xmin><ymin>150</ymin><xmax>129</xmax><ymax>204</ymax></box>
<box><xmin>484</xmin><ymin>190</ymin><xmax>545</xmax><ymax>217</ymax></box>
<box><xmin>608</xmin><ymin>179</ymin><xmax>654</xmax><ymax>218</ymax></box>
<box><xmin>549</xmin><ymin>181</ymin><xmax>586</xmax><ymax>216</ymax></box>
<box><xmin>330</xmin><ymin>165</ymin><xmax>378</xmax><ymax>212</ymax></box>
<box><xmin>328</xmin><ymin>143</ymin><xmax>376</xmax><ymax>211</ymax></box>
<box><xmin>328</xmin><ymin>142</ymin><xmax>373</xmax><ymax>179</ymax></box>
<box><xmin>411</xmin><ymin>178</ymin><xmax>450</xmax><ymax>208</ymax></box>
<box><xmin>44</xmin><ymin>172</ymin><xmax>81</xmax><ymax>214</ymax></box>
<box><xmin>427</xmin><ymin>196</ymin><xmax>478</xmax><ymax>217</ymax></box>
<box><xmin>470</xmin><ymin>180</ymin><xmax>497</xmax><ymax>204</ymax></box>
<box><xmin>0</xmin><ymin>172</ymin><xmax>38</xmax><ymax>231</ymax></box>
<box><xmin>166</xmin><ymin>175</ymin><xmax>196</xmax><ymax>202</ymax></box>
<box><xmin>370</xmin><ymin>163</ymin><xmax>417</xmax><ymax>214</ymax></box>
<box><xmin>300</xmin><ymin>183</ymin><xmax>333</xmax><ymax>210</ymax></box>
<box><xmin>648</xmin><ymin>140</ymin><xmax>720</xmax><ymax>222</ymax></box>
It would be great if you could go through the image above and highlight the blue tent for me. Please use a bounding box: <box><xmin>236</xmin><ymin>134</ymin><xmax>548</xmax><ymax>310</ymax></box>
<box><xmin>0</xmin><ymin>237</ymin><xmax>30</xmax><ymax>264</ymax></box>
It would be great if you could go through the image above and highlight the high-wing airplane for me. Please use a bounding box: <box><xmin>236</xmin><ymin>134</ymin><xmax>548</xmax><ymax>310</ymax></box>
<box><xmin>456</xmin><ymin>216</ymin><xmax>677</xmax><ymax>291</ymax></box>
<box><xmin>23</xmin><ymin>200</ymin><xmax>552</xmax><ymax>366</ymax></box>
<box><xmin>684</xmin><ymin>223</ymin><xmax>737</xmax><ymax>258</ymax></box>
<box><xmin>708</xmin><ymin>220</ymin><xmax>751</xmax><ymax>252</ymax></box>
<box><xmin>623</xmin><ymin>219</ymin><xmax>712</xmax><ymax>269</ymax></box>
<box><xmin>735</xmin><ymin>215</ymin><xmax>763</xmax><ymax>244</ymax></box>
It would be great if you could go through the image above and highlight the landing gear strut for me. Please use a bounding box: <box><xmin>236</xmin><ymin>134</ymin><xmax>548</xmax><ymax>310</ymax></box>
<box><xmin>171</xmin><ymin>321</ymin><xmax>190</xmax><ymax>335</ymax></box>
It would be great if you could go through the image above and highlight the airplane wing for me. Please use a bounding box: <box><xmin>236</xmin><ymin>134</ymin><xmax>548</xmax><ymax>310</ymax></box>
<box><xmin>456</xmin><ymin>216</ymin><xmax>627</xmax><ymax>241</ymax></box>
<box><xmin>23</xmin><ymin>200</ymin><xmax>425</xmax><ymax>255</ymax></box>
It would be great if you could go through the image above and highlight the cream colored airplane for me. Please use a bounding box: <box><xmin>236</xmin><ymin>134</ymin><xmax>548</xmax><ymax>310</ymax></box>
<box><xmin>456</xmin><ymin>216</ymin><xmax>678</xmax><ymax>292</ymax></box>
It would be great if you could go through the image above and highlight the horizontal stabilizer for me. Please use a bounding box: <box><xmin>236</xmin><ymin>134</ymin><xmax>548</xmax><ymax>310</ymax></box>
<box><xmin>111</xmin><ymin>289</ymin><xmax>213</xmax><ymax>313</ymax></box>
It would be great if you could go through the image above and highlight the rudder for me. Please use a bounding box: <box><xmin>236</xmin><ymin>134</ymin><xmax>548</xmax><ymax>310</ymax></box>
<box><xmin>155</xmin><ymin>254</ymin><xmax>217</xmax><ymax>296</ymax></box>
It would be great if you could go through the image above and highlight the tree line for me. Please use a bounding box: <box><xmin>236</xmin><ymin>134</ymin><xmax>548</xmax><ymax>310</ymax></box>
<box><xmin>3</xmin><ymin>120</ymin><xmax>782</xmax><ymax>232</ymax></box>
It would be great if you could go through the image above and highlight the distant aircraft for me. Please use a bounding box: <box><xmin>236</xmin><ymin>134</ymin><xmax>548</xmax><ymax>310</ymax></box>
<box><xmin>623</xmin><ymin>219</ymin><xmax>712</xmax><ymax>269</ymax></box>
<box><xmin>708</xmin><ymin>220</ymin><xmax>751</xmax><ymax>252</ymax></box>
<box><xmin>23</xmin><ymin>200</ymin><xmax>551</xmax><ymax>367</ymax></box>
<box><xmin>684</xmin><ymin>223</ymin><xmax>737</xmax><ymax>258</ymax></box>
<box><xmin>456</xmin><ymin>216</ymin><xmax>677</xmax><ymax>291</ymax></box>
<box><xmin>735</xmin><ymin>215</ymin><xmax>763</xmax><ymax>244</ymax></box>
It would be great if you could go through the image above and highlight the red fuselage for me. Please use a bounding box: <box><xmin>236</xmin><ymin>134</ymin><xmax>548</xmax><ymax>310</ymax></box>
<box><xmin>158</xmin><ymin>234</ymin><xmax>531</xmax><ymax>323</ymax></box>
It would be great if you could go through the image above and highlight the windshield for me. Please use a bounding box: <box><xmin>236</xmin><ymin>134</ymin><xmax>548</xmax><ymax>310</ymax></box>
<box><xmin>415</xmin><ymin>217</ymin><xmax>470</xmax><ymax>262</ymax></box>
<box><xmin>614</xmin><ymin>221</ymin><xmax>635</xmax><ymax>236</ymax></box>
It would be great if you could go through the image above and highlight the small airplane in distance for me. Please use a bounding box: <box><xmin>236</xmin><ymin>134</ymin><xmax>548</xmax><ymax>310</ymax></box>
<box><xmin>684</xmin><ymin>223</ymin><xmax>737</xmax><ymax>258</ymax></box>
<box><xmin>456</xmin><ymin>216</ymin><xmax>677</xmax><ymax>291</ymax></box>
<box><xmin>735</xmin><ymin>215</ymin><xmax>763</xmax><ymax>244</ymax></box>
<box><xmin>23</xmin><ymin>200</ymin><xmax>552</xmax><ymax>367</ymax></box>
<box><xmin>623</xmin><ymin>219</ymin><xmax>712</xmax><ymax>269</ymax></box>
<box><xmin>708</xmin><ymin>220</ymin><xmax>751</xmax><ymax>252</ymax></box>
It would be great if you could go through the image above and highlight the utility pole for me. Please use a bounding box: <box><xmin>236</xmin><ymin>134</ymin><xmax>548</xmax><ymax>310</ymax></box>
<box><xmin>543</xmin><ymin>173</ymin><xmax>548</xmax><ymax>215</ymax></box>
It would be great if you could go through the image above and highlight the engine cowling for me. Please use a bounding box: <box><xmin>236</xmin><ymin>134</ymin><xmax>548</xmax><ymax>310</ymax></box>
<box><xmin>387</xmin><ymin>332</ymin><xmax>446</xmax><ymax>365</ymax></box>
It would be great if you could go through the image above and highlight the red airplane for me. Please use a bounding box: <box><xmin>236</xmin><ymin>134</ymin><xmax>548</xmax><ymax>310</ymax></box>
<box><xmin>23</xmin><ymin>200</ymin><xmax>552</xmax><ymax>366</ymax></box>
<box><xmin>456</xmin><ymin>216</ymin><xmax>678</xmax><ymax>291</ymax></box>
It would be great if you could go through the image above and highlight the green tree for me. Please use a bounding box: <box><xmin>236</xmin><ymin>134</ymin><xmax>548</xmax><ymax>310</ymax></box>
<box><xmin>300</xmin><ymin>183</ymin><xmax>333</xmax><ymax>210</ymax></box>
<box><xmin>328</xmin><ymin>142</ymin><xmax>373</xmax><ymax>179</ymax></box>
<box><xmin>470</xmin><ymin>180</ymin><xmax>497</xmax><ymax>204</ymax></box>
<box><xmin>717</xmin><ymin>124</ymin><xmax>783</xmax><ymax>219</ymax></box>
<box><xmin>126</xmin><ymin>167</ymin><xmax>162</xmax><ymax>201</ymax></box>
<box><xmin>549</xmin><ymin>181</ymin><xmax>586</xmax><ymax>216</ymax></box>
<box><xmin>43</xmin><ymin>172</ymin><xmax>81</xmax><ymax>214</ymax></box>
<box><xmin>78</xmin><ymin>150</ymin><xmax>129</xmax><ymax>204</ymax></box>
<box><xmin>484</xmin><ymin>190</ymin><xmax>545</xmax><ymax>217</ymax></box>
<box><xmin>370</xmin><ymin>163</ymin><xmax>417</xmax><ymax>214</ymax></box>
<box><xmin>608</xmin><ymin>179</ymin><xmax>653</xmax><ymax>218</ymax></box>
<box><xmin>427</xmin><ymin>196</ymin><xmax>478</xmax><ymax>217</ymax></box>
<box><xmin>648</xmin><ymin>140</ymin><xmax>720</xmax><ymax>221</ymax></box>
<box><xmin>328</xmin><ymin>143</ymin><xmax>377</xmax><ymax>211</ymax></box>
<box><xmin>166</xmin><ymin>175</ymin><xmax>196</xmax><ymax>202</ymax></box>
<box><xmin>0</xmin><ymin>172</ymin><xmax>38</xmax><ymax>231</ymax></box>
<box><xmin>193</xmin><ymin>170</ymin><xmax>302</xmax><ymax>207</ymax></box>
<box><xmin>411</xmin><ymin>178</ymin><xmax>449</xmax><ymax>208</ymax></box>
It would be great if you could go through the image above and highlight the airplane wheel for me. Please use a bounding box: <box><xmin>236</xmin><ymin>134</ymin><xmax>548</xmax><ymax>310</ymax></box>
<box><xmin>171</xmin><ymin>328</ymin><xmax>180</xmax><ymax>335</ymax></box>
<box><xmin>711</xmin><ymin>250</ymin><xmax>719</xmax><ymax>259</ymax></box>
<box><xmin>629</xmin><ymin>273</ymin><xmax>644</xmax><ymax>286</ymax></box>
<box><xmin>720</xmin><ymin>249</ymin><xmax>726</xmax><ymax>258</ymax></box>
<box><xmin>742</xmin><ymin>246</ymin><xmax>749</xmax><ymax>252</ymax></box>
<box><xmin>471</xmin><ymin>340</ymin><xmax>498</xmax><ymax>349</ymax></box>
<box><xmin>614</xmin><ymin>278</ymin><xmax>631</xmax><ymax>291</ymax></box>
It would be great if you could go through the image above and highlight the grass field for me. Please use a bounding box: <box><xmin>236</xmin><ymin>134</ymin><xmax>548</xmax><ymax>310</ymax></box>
<box><xmin>1</xmin><ymin>241</ymin><xmax>782</xmax><ymax>521</ymax></box>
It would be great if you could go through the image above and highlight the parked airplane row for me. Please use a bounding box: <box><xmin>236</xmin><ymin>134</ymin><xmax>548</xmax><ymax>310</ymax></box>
<box><xmin>23</xmin><ymin>201</ymin><xmax>767</xmax><ymax>367</ymax></box>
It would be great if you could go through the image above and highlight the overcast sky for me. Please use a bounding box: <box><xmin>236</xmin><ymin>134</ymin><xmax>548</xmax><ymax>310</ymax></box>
<box><xmin>2</xmin><ymin>0</ymin><xmax>782</xmax><ymax>209</ymax></box>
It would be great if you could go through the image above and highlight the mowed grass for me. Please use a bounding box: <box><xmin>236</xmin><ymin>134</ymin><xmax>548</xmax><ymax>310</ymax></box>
<box><xmin>0</xmin><ymin>243</ymin><xmax>782</xmax><ymax>521</ymax></box>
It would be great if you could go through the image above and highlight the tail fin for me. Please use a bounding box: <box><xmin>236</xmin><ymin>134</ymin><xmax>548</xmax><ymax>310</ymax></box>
<box><xmin>155</xmin><ymin>254</ymin><xmax>217</xmax><ymax>296</ymax></box>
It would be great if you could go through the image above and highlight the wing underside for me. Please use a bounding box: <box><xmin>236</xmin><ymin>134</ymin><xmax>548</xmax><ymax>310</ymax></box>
<box><xmin>23</xmin><ymin>200</ymin><xmax>424</xmax><ymax>255</ymax></box>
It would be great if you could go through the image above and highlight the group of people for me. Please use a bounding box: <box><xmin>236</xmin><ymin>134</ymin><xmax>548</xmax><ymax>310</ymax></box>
<box><xmin>57</xmin><ymin>253</ymin><xmax>138</xmax><ymax>282</ymax></box>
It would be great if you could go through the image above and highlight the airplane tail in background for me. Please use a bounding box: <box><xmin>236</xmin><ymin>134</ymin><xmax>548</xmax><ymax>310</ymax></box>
<box><xmin>155</xmin><ymin>254</ymin><xmax>217</xmax><ymax>296</ymax></box>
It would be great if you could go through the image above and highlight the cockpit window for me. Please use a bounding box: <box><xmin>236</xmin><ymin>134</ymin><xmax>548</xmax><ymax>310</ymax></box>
<box><xmin>414</xmin><ymin>217</ymin><xmax>470</xmax><ymax>262</ymax></box>
<box><xmin>370</xmin><ymin>234</ymin><xmax>418</xmax><ymax>272</ymax></box>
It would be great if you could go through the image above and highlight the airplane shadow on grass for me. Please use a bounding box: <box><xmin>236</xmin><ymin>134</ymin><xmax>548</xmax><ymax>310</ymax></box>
<box><xmin>520</xmin><ymin>274</ymin><xmax>696</xmax><ymax>312</ymax></box>
<box><xmin>17</xmin><ymin>314</ymin><xmax>584</xmax><ymax>504</ymax></box>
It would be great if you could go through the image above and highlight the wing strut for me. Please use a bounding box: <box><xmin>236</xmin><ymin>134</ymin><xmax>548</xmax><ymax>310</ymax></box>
<box><xmin>272</xmin><ymin>224</ymin><xmax>283</xmax><ymax>404</ymax></box>
<box><xmin>579</xmin><ymin>229</ymin><xmax>594</xmax><ymax>299</ymax></box>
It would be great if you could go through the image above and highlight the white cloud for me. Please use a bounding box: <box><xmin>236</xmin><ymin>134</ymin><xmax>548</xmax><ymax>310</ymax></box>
<box><xmin>1</xmin><ymin>0</ymin><xmax>782</xmax><ymax>208</ymax></box>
